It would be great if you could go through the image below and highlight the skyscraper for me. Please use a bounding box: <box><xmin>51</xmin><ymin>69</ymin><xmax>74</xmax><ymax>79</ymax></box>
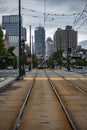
<box><xmin>45</xmin><ymin>37</ymin><xmax>54</xmax><ymax>59</ymax></box>
<box><xmin>2</xmin><ymin>15</ymin><xmax>26</xmax><ymax>47</ymax></box>
<box><xmin>35</xmin><ymin>26</ymin><xmax>45</xmax><ymax>57</ymax></box>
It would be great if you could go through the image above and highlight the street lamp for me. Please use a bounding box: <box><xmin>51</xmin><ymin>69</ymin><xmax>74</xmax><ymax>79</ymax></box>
<box><xmin>28</xmin><ymin>25</ymin><xmax>31</xmax><ymax>70</ymax></box>
<box><xmin>18</xmin><ymin>0</ymin><xmax>25</xmax><ymax>77</ymax></box>
<box><xmin>18</xmin><ymin>0</ymin><xmax>22</xmax><ymax>77</ymax></box>
<box><xmin>21</xmin><ymin>39</ymin><xmax>25</xmax><ymax>75</ymax></box>
<box><xmin>66</xmin><ymin>30</ymin><xmax>70</xmax><ymax>71</ymax></box>
<box><xmin>59</xmin><ymin>36</ymin><xmax>62</xmax><ymax>69</ymax></box>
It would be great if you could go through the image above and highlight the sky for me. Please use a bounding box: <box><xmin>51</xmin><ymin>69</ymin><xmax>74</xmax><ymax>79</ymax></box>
<box><xmin>0</xmin><ymin>0</ymin><xmax>87</xmax><ymax>44</ymax></box>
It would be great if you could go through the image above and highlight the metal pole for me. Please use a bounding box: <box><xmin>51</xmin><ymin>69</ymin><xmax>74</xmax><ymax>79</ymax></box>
<box><xmin>30</xmin><ymin>25</ymin><xmax>31</xmax><ymax>56</ymax></box>
<box><xmin>28</xmin><ymin>25</ymin><xmax>31</xmax><ymax>70</ymax></box>
<box><xmin>22</xmin><ymin>40</ymin><xmax>25</xmax><ymax>74</ymax></box>
<box><xmin>32</xmin><ymin>35</ymin><xmax>34</xmax><ymax>69</ymax></box>
<box><xmin>19</xmin><ymin>0</ymin><xmax>22</xmax><ymax>77</ymax></box>
<box><xmin>59</xmin><ymin>34</ymin><xmax>62</xmax><ymax>69</ymax></box>
<box><xmin>32</xmin><ymin>35</ymin><xmax>34</xmax><ymax>55</ymax></box>
<box><xmin>44</xmin><ymin>0</ymin><xmax>46</xmax><ymax>26</ymax></box>
<box><xmin>67</xmin><ymin>30</ymin><xmax>70</xmax><ymax>71</ymax></box>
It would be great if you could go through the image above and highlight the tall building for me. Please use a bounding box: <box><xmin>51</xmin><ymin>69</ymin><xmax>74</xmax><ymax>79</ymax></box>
<box><xmin>2</xmin><ymin>15</ymin><xmax>26</xmax><ymax>47</ymax></box>
<box><xmin>65</xmin><ymin>25</ymin><xmax>77</xmax><ymax>50</ymax></box>
<box><xmin>45</xmin><ymin>37</ymin><xmax>54</xmax><ymax>59</ymax></box>
<box><xmin>54</xmin><ymin>28</ymin><xmax>66</xmax><ymax>51</ymax></box>
<box><xmin>54</xmin><ymin>25</ymin><xmax>77</xmax><ymax>51</ymax></box>
<box><xmin>35</xmin><ymin>26</ymin><xmax>45</xmax><ymax>57</ymax></box>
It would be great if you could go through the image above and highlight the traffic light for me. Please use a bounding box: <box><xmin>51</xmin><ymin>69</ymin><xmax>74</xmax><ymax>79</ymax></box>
<box><xmin>68</xmin><ymin>48</ymin><xmax>71</xmax><ymax>53</ymax></box>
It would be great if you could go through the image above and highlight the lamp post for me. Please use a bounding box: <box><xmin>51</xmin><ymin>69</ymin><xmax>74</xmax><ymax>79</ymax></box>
<box><xmin>21</xmin><ymin>40</ymin><xmax>25</xmax><ymax>75</ymax></box>
<box><xmin>66</xmin><ymin>30</ymin><xmax>70</xmax><ymax>71</ymax></box>
<box><xmin>18</xmin><ymin>0</ymin><xmax>22</xmax><ymax>77</ymax></box>
<box><xmin>59</xmin><ymin>35</ymin><xmax>62</xmax><ymax>69</ymax></box>
<box><xmin>44</xmin><ymin>0</ymin><xmax>46</xmax><ymax>26</ymax></box>
<box><xmin>28</xmin><ymin>25</ymin><xmax>31</xmax><ymax>70</ymax></box>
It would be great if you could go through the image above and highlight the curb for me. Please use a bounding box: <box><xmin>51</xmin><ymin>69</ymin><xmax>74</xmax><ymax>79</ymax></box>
<box><xmin>0</xmin><ymin>77</ymin><xmax>17</xmax><ymax>92</ymax></box>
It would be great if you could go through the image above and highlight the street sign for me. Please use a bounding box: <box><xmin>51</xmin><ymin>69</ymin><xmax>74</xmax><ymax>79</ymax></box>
<box><xmin>13</xmin><ymin>47</ymin><xmax>19</xmax><ymax>57</ymax></box>
<box><xmin>27</xmin><ymin>57</ymin><xmax>32</xmax><ymax>63</ymax></box>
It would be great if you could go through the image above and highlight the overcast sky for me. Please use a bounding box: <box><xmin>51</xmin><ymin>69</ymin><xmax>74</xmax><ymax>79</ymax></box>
<box><xmin>0</xmin><ymin>0</ymin><xmax>87</xmax><ymax>43</ymax></box>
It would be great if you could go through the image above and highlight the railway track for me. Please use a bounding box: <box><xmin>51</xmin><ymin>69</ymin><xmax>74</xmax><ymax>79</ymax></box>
<box><xmin>0</xmin><ymin>69</ymin><xmax>87</xmax><ymax>130</ymax></box>
<box><xmin>45</xmin><ymin>70</ymin><xmax>78</xmax><ymax>130</ymax></box>
<box><xmin>12</xmin><ymin>71</ymin><xmax>38</xmax><ymax>130</ymax></box>
<box><xmin>53</xmin><ymin>70</ymin><xmax>87</xmax><ymax>95</ymax></box>
<box><xmin>12</xmin><ymin>70</ymin><xmax>80</xmax><ymax>130</ymax></box>
<box><xmin>45</xmin><ymin>69</ymin><xmax>87</xmax><ymax>130</ymax></box>
<box><xmin>0</xmin><ymin>70</ymin><xmax>37</xmax><ymax>130</ymax></box>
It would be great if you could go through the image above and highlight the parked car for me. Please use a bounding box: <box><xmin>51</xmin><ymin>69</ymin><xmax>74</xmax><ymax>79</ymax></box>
<box><xmin>6</xmin><ymin>66</ymin><xmax>13</xmax><ymax>70</ymax></box>
<box><xmin>73</xmin><ymin>65</ymin><xmax>83</xmax><ymax>69</ymax></box>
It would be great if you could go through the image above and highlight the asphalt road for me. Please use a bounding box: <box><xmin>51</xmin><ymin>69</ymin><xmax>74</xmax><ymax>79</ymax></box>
<box><xmin>0</xmin><ymin>67</ymin><xmax>87</xmax><ymax>82</ymax></box>
<box><xmin>71</xmin><ymin>68</ymin><xmax>87</xmax><ymax>76</ymax></box>
<box><xmin>0</xmin><ymin>69</ymin><xmax>19</xmax><ymax>79</ymax></box>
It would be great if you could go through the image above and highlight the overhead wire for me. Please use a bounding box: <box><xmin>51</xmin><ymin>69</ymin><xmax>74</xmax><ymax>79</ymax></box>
<box><xmin>22</xmin><ymin>4</ymin><xmax>87</xmax><ymax>30</ymax></box>
<box><xmin>22</xmin><ymin>7</ymin><xmax>78</xmax><ymax>18</ymax></box>
<box><xmin>76</xmin><ymin>17</ymin><xmax>87</xmax><ymax>30</ymax></box>
<box><xmin>73</xmin><ymin>4</ymin><xmax>87</xmax><ymax>29</ymax></box>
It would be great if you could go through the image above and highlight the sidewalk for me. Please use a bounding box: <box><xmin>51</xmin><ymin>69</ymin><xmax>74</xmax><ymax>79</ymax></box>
<box><xmin>0</xmin><ymin>69</ymin><xmax>36</xmax><ymax>90</ymax></box>
<box><xmin>0</xmin><ymin>77</ymin><xmax>17</xmax><ymax>91</ymax></box>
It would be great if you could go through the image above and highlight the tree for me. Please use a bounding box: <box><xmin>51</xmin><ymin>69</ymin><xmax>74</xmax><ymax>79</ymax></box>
<box><xmin>51</xmin><ymin>50</ymin><xmax>63</xmax><ymax>68</ymax></box>
<box><xmin>32</xmin><ymin>55</ymin><xmax>38</xmax><ymax>68</ymax></box>
<box><xmin>76</xmin><ymin>59</ymin><xmax>87</xmax><ymax>66</ymax></box>
<box><xmin>0</xmin><ymin>28</ymin><xmax>7</xmax><ymax>55</ymax></box>
<box><xmin>0</xmin><ymin>28</ymin><xmax>7</xmax><ymax>68</ymax></box>
<box><xmin>7</xmin><ymin>46</ymin><xmax>17</xmax><ymax>68</ymax></box>
<box><xmin>47</xmin><ymin>57</ymin><xmax>53</xmax><ymax>68</ymax></box>
<box><xmin>8</xmin><ymin>46</ymin><xmax>15</xmax><ymax>54</ymax></box>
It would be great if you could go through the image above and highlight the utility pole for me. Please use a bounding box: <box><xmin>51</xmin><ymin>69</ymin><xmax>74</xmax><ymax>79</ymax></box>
<box><xmin>59</xmin><ymin>36</ymin><xmax>62</xmax><ymax>69</ymax></box>
<box><xmin>28</xmin><ymin>25</ymin><xmax>31</xmax><ymax>70</ymax></box>
<box><xmin>44</xmin><ymin>0</ymin><xmax>46</xmax><ymax>26</ymax></box>
<box><xmin>18</xmin><ymin>0</ymin><xmax>22</xmax><ymax>77</ymax></box>
<box><xmin>30</xmin><ymin>25</ymin><xmax>31</xmax><ymax>56</ymax></box>
<box><xmin>32</xmin><ymin>35</ymin><xmax>34</xmax><ymax>69</ymax></box>
<box><xmin>66</xmin><ymin>30</ymin><xmax>70</xmax><ymax>71</ymax></box>
<box><xmin>32</xmin><ymin>35</ymin><xmax>34</xmax><ymax>55</ymax></box>
<box><xmin>21</xmin><ymin>40</ymin><xmax>25</xmax><ymax>75</ymax></box>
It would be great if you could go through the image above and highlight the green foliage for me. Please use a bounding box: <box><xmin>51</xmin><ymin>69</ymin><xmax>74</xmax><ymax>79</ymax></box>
<box><xmin>76</xmin><ymin>59</ymin><xmax>87</xmax><ymax>66</ymax></box>
<box><xmin>47</xmin><ymin>58</ymin><xmax>53</xmax><ymax>68</ymax></box>
<box><xmin>32</xmin><ymin>55</ymin><xmax>38</xmax><ymax>68</ymax></box>
<box><xmin>0</xmin><ymin>28</ymin><xmax>7</xmax><ymax>55</ymax></box>
<box><xmin>7</xmin><ymin>46</ymin><xmax>17</xmax><ymax>68</ymax></box>
<box><xmin>0</xmin><ymin>29</ymin><xmax>3</xmax><ymax>43</ymax></box>
<box><xmin>47</xmin><ymin>50</ymin><xmax>63</xmax><ymax>68</ymax></box>
<box><xmin>8</xmin><ymin>46</ymin><xmax>16</xmax><ymax>54</ymax></box>
<box><xmin>23</xmin><ymin>52</ymin><xmax>28</xmax><ymax>65</ymax></box>
<box><xmin>0</xmin><ymin>33</ymin><xmax>17</xmax><ymax>69</ymax></box>
<box><xmin>0</xmin><ymin>28</ymin><xmax>7</xmax><ymax>68</ymax></box>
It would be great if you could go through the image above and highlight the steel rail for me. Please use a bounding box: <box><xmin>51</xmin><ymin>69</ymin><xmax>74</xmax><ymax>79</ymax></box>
<box><xmin>54</xmin><ymin>70</ymin><xmax>87</xmax><ymax>95</ymax></box>
<box><xmin>45</xmin><ymin>70</ymin><xmax>80</xmax><ymax>130</ymax></box>
<box><xmin>12</xmin><ymin>71</ymin><xmax>38</xmax><ymax>130</ymax></box>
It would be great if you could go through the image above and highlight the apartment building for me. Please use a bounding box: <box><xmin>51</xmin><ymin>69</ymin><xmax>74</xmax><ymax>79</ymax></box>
<box><xmin>54</xmin><ymin>25</ymin><xmax>77</xmax><ymax>51</ymax></box>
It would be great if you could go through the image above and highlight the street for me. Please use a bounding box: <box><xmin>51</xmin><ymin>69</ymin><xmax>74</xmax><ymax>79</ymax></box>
<box><xmin>71</xmin><ymin>67</ymin><xmax>87</xmax><ymax>76</ymax></box>
<box><xmin>0</xmin><ymin>69</ymin><xmax>18</xmax><ymax>80</ymax></box>
<box><xmin>0</xmin><ymin>67</ymin><xmax>87</xmax><ymax>82</ymax></box>
<box><xmin>0</xmin><ymin>69</ymin><xmax>87</xmax><ymax>130</ymax></box>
